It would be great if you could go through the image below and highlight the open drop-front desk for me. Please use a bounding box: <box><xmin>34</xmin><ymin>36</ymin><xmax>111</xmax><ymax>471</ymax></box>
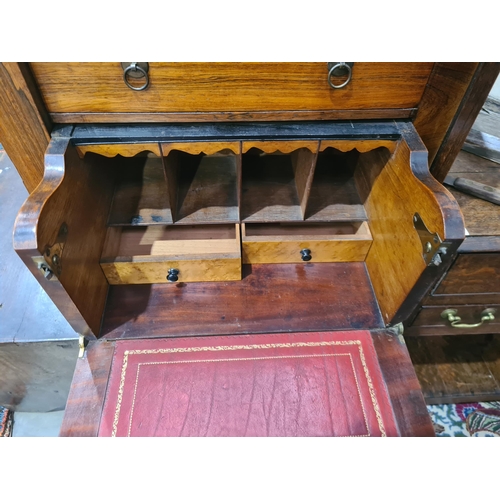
<box><xmin>2</xmin><ymin>62</ymin><xmax>499</xmax><ymax>436</ymax></box>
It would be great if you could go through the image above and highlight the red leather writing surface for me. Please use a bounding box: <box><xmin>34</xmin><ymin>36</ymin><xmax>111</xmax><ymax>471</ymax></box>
<box><xmin>98</xmin><ymin>331</ymin><xmax>399</xmax><ymax>437</ymax></box>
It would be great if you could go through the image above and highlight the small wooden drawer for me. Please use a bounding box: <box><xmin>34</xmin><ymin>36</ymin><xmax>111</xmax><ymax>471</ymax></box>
<box><xmin>100</xmin><ymin>224</ymin><xmax>241</xmax><ymax>284</ymax></box>
<box><xmin>241</xmin><ymin>222</ymin><xmax>372</xmax><ymax>264</ymax></box>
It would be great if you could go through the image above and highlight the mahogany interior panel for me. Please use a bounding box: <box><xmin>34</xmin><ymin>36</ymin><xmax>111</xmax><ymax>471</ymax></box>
<box><xmin>101</xmin><ymin>262</ymin><xmax>383</xmax><ymax>339</ymax></box>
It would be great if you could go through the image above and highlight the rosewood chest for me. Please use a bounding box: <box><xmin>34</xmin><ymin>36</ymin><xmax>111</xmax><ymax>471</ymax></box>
<box><xmin>2</xmin><ymin>62</ymin><xmax>498</xmax><ymax>436</ymax></box>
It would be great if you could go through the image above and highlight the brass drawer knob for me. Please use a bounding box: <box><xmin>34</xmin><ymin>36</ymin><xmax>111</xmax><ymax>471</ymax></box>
<box><xmin>300</xmin><ymin>249</ymin><xmax>312</xmax><ymax>261</ymax></box>
<box><xmin>167</xmin><ymin>268</ymin><xmax>179</xmax><ymax>282</ymax></box>
<box><xmin>440</xmin><ymin>308</ymin><xmax>496</xmax><ymax>328</ymax></box>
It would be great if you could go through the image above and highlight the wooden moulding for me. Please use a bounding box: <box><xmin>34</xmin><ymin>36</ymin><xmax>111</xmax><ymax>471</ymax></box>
<box><xmin>100</xmin><ymin>224</ymin><xmax>242</xmax><ymax>284</ymax></box>
<box><xmin>241</xmin><ymin>222</ymin><xmax>372</xmax><ymax>264</ymax></box>
<box><xmin>47</xmin><ymin>109</ymin><xmax>417</xmax><ymax>123</ymax></box>
<box><xmin>162</xmin><ymin>143</ymin><xmax>241</xmax><ymax>224</ymax></box>
<box><xmin>356</xmin><ymin>123</ymin><xmax>465</xmax><ymax>326</ymax></box>
<box><xmin>13</xmin><ymin>138</ymin><xmax>115</xmax><ymax>339</ymax></box>
<box><xmin>76</xmin><ymin>143</ymin><xmax>161</xmax><ymax>158</ymax></box>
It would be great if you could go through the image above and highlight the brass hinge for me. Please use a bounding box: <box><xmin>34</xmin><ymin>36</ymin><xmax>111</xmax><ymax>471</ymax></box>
<box><xmin>413</xmin><ymin>213</ymin><xmax>451</xmax><ymax>267</ymax></box>
<box><xmin>31</xmin><ymin>222</ymin><xmax>68</xmax><ymax>281</ymax></box>
<box><xmin>78</xmin><ymin>334</ymin><xmax>86</xmax><ymax>358</ymax></box>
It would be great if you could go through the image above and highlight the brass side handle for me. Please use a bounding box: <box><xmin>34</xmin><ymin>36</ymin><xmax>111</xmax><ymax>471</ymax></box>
<box><xmin>440</xmin><ymin>308</ymin><xmax>496</xmax><ymax>328</ymax></box>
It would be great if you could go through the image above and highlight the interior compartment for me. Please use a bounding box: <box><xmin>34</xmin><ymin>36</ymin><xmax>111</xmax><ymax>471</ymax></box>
<box><xmin>164</xmin><ymin>149</ymin><xmax>239</xmax><ymax>224</ymax></box>
<box><xmin>108</xmin><ymin>154</ymin><xmax>173</xmax><ymax>225</ymax></box>
<box><xmin>305</xmin><ymin>147</ymin><xmax>367</xmax><ymax>221</ymax></box>
<box><xmin>100</xmin><ymin>224</ymin><xmax>241</xmax><ymax>284</ymax></box>
<box><xmin>241</xmin><ymin>143</ymin><xmax>317</xmax><ymax>222</ymax></box>
<box><xmin>18</xmin><ymin>126</ymin><xmax>461</xmax><ymax>339</ymax></box>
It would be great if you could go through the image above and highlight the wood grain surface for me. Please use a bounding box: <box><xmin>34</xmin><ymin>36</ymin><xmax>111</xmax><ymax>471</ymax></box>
<box><xmin>413</xmin><ymin>62</ymin><xmax>479</xmax><ymax>166</ymax></box>
<box><xmin>357</xmin><ymin>125</ymin><xmax>464</xmax><ymax>325</ymax></box>
<box><xmin>0</xmin><ymin>63</ymin><xmax>51</xmax><ymax>192</ymax></box>
<box><xmin>42</xmin><ymin>108</ymin><xmax>418</xmax><ymax>123</ymax></box>
<box><xmin>241</xmin><ymin>222</ymin><xmax>372</xmax><ymax>264</ymax></box>
<box><xmin>305</xmin><ymin>147</ymin><xmax>367</xmax><ymax>222</ymax></box>
<box><xmin>59</xmin><ymin>340</ymin><xmax>115</xmax><ymax>436</ymax></box>
<box><xmin>429</xmin><ymin>62</ymin><xmax>500</xmax><ymax>182</ymax></box>
<box><xmin>445</xmin><ymin>151</ymin><xmax>500</xmax><ymax>237</ymax></box>
<box><xmin>432</xmin><ymin>254</ymin><xmax>500</xmax><ymax>295</ymax></box>
<box><xmin>108</xmin><ymin>155</ymin><xmax>173</xmax><ymax>225</ymax></box>
<box><xmin>372</xmin><ymin>330</ymin><xmax>435</xmax><ymax>436</ymax></box>
<box><xmin>30</xmin><ymin>63</ymin><xmax>433</xmax><ymax>116</ymax></box>
<box><xmin>406</xmin><ymin>335</ymin><xmax>500</xmax><ymax>404</ymax></box>
<box><xmin>13</xmin><ymin>141</ymin><xmax>115</xmax><ymax>338</ymax></box>
<box><xmin>101</xmin><ymin>263</ymin><xmax>383</xmax><ymax>339</ymax></box>
<box><xmin>100</xmin><ymin>224</ymin><xmax>241</xmax><ymax>284</ymax></box>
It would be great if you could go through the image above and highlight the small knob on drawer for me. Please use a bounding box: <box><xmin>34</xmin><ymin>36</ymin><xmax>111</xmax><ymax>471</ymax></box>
<box><xmin>167</xmin><ymin>269</ymin><xmax>179</xmax><ymax>282</ymax></box>
<box><xmin>300</xmin><ymin>249</ymin><xmax>312</xmax><ymax>261</ymax></box>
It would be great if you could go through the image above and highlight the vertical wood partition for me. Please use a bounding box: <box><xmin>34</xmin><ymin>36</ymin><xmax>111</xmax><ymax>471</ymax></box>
<box><xmin>13</xmin><ymin>139</ymin><xmax>116</xmax><ymax>338</ymax></box>
<box><xmin>355</xmin><ymin>127</ymin><xmax>464</xmax><ymax>325</ymax></box>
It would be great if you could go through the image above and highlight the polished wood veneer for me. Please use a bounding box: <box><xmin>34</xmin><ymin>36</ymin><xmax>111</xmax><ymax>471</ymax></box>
<box><xmin>101</xmin><ymin>263</ymin><xmax>384</xmax><ymax>339</ymax></box>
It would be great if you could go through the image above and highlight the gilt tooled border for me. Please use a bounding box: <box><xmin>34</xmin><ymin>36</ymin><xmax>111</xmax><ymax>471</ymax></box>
<box><xmin>111</xmin><ymin>340</ymin><xmax>386</xmax><ymax>437</ymax></box>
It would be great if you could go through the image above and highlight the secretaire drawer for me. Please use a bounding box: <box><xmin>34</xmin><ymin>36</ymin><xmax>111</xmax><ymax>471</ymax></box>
<box><xmin>431</xmin><ymin>254</ymin><xmax>500</xmax><ymax>296</ymax></box>
<box><xmin>100</xmin><ymin>224</ymin><xmax>242</xmax><ymax>284</ymax></box>
<box><xmin>30</xmin><ymin>62</ymin><xmax>434</xmax><ymax>121</ymax></box>
<box><xmin>241</xmin><ymin>222</ymin><xmax>372</xmax><ymax>264</ymax></box>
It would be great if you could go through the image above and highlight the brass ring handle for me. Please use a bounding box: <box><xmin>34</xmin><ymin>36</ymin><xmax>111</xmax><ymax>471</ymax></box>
<box><xmin>123</xmin><ymin>62</ymin><xmax>149</xmax><ymax>91</ymax></box>
<box><xmin>440</xmin><ymin>308</ymin><xmax>496</xmax><ymax>328</ymax></box>
<box><xmin>327</xmin><ymin>62</ymin><xmax>353</xmax><ymax>89</ymax></box>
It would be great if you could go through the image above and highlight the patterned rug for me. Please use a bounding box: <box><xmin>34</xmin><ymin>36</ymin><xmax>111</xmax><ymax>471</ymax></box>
<box><xmin>0</xmin><ymin>406</ymin><xmax>13</xmax><ymax>437</ymax></box>
<box><xmin>428</xmin><ymin>401</ymin><xmax>500</xmax><ymax>437</ymax></box>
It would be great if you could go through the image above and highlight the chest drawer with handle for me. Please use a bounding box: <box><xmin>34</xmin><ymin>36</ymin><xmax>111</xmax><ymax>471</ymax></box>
<box><xmin>30</xmin><ymin>62</ymin><xmax>434</xmax><ymax>122</ymax></box>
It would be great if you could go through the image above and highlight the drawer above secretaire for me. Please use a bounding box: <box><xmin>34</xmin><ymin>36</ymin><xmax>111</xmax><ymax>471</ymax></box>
<box><xmin>29</xmin><ymin>62</ymin><xmax>434</xmax><ymax>122</ymax></box>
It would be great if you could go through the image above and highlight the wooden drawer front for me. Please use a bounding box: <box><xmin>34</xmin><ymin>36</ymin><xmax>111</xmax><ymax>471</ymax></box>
<box><xmin>432</xmin><ymin>254</ymin><xmax>500</xmax><ymax>295</ymax></box>
<box><xmin>411</xmin><ymin>305</ymin><xmax>499</xmax><ymax>331</ymax></box>
<box><xmin>100</xmin><ymin>224</ymin><xmax>241</xmax><ymax>284</ymax></box>
<box><xmin>241</xmin><ymin>222</ymin><xmax>372</xmax><ymax>264</ymax></box>
<box><xmin>30</xmin><ymin>63</ymin><xmax>433</xmax><ymax>119</ymax></box>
